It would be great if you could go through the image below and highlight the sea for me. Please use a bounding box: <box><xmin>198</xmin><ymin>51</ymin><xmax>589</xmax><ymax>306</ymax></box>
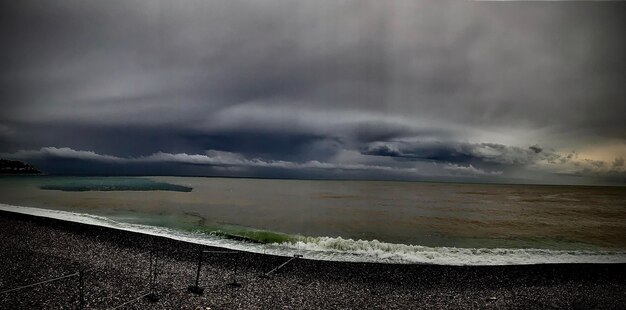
<box><xmin>1</xmin><ymin>176</ymin><xmax>625</xmax><ymax>265</ymax></box>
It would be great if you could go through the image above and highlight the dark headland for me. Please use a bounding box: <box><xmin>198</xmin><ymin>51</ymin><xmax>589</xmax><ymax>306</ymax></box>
<box><xmin>0</xmin><ymin>159</ymin><xmax>41</xmax><ymax>175</ymax></box>
<box><xmin>0</xmin><ymin>210</ymin><xmax>624</xmax><ymax>309</ymax></box>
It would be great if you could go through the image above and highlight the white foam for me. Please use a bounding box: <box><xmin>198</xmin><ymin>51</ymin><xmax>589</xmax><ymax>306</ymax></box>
<box><xmin>285</xmin><ymin>237</ymin><xmax>626</xmax><ymax>265</ymax></box>
<box><xmin>2</xmin><ymin>203</ymin><xmax>625</xmax><ymax>266</ymax></box>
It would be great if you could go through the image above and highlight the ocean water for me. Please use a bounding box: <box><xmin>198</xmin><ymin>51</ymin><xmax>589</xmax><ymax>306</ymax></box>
<box><xmin>1</xmin><ymin>176</ymin><xmax>625</xmax><ymax>265</ymax></box>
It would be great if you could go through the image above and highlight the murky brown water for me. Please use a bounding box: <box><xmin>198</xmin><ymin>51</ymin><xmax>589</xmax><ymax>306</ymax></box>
<box><xmin>1</xmin><ymin>176</ymin><xmax>625</xmax><ymax>250</ymax></box>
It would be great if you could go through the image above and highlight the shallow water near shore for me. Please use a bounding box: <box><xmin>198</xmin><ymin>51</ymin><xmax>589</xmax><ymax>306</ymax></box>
<box><xmin>1</xmin><ymin>176</ymin><xmax>625</xmax><ymax>265</ymax></box>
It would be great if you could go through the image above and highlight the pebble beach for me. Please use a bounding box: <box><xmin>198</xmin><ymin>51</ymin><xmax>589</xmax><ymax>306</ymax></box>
<box><xmin>1</xmin><ymin>210</ymin><xmax>625</xmax><ymax>309</ymax></box>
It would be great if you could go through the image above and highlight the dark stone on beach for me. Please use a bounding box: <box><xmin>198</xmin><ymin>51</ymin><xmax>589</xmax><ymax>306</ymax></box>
<box><xmin>0</xmin><ymin>210</ymin><xmax>625</xmax><ymax>309</ymax></box>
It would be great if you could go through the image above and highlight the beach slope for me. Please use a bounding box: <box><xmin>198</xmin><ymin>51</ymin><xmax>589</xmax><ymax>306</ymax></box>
<box><xmin>0</xmin><ymin>210</ymin><xmax>624</xmax><ymax>309</ymax></box>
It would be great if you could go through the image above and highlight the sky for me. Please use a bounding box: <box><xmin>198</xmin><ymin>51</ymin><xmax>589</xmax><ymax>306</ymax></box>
<box><xmin>0</xmin><ymin>0</ymin><xmax>625</xmax><ymax>185</ymax></box>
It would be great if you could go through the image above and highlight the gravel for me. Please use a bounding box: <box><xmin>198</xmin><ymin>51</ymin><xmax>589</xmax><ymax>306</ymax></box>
<box><xmin>1</xmin><ymin>210</ymin><xmax>625</xmax><ymax>309</ymax></box>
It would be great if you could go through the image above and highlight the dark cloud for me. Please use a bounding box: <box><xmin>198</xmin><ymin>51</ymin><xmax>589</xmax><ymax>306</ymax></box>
<box><xmin>0</xmin><ymin>1</ymin><xmax>625</xmax><ymax>184</ymax></box>
<box><xmin>362</xmin><ymin>141</ymin><xmax>554</xmax><ymax>166</ymax></box>
<box><xmin>1</xmin><ymin>147</ymin><xmax>423</xmax><ymax>179</ymax></box>
<box><xmin>362</xmin><ymin>145</ymin><xmax>403</xmax><ymax>158</ymax></box>
<box><xmin>182</xmin><ymin>131</ymin><xmax>337</xmax><ymax>162</ymax></box>
<box><xmin>1</xmin><ymin>145</ymin><xmax>622</xmax><ymax>185</ymax></box>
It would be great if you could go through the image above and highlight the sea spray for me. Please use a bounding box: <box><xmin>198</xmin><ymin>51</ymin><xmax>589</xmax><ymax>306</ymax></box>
<box><xmin>280</xmin><ymin>236</ymin><xmax>626</xmax><ymax>265</ymax></box>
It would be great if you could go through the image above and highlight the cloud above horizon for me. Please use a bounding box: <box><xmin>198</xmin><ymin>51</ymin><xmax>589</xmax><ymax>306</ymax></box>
<box><xmin>0</xmin><ymin>1</ymin><xmax>625</xmax><ymax>185</ymax></box>
<box><xmin>2</xmin><ymin>147</ymin><xmax>421</xmax><ymax>174</ymax></box>
<box><xmin>3</xmin><ymin>146</ymin><xmax>624</xmax><ymax>184</ymax></box>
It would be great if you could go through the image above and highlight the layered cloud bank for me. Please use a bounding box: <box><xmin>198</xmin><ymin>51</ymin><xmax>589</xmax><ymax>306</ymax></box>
<box><xmin>1</xmin><ymin>1</ymin><xmax>625</xmax><ymax>184</ymax></box>
<box><xmin>3</xmin><ymin>145</ymin><xmax>624</xmax><ymax>185</ymax></box>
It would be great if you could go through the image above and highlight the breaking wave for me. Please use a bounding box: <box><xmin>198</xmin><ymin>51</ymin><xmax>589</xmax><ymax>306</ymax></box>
<box><xmin>1</xmin><ymin>203</ymin><xmax>625</xmax><ymax>266</ymax></box>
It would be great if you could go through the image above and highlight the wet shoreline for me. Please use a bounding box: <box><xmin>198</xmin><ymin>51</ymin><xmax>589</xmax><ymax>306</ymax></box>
<box><xmin>1</xmin><ymin>210</ymin><xmax>625</xmax><ymax>309</ymax></box>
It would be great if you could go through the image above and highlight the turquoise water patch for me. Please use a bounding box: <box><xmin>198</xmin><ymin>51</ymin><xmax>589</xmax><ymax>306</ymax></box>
<box><xmin>199</xmin><ymin>226</ymin><xmax>297</xmax><ymax>244</ymax></box>
<box><xmin>105</xmin><ymin>211</ymin><xmax>296</xmax><ymax>244</ymax></box>
<box><xmin>39</xmin><ymin>177</ymin><xmax>192</xmax><ymax>192</ymax></box>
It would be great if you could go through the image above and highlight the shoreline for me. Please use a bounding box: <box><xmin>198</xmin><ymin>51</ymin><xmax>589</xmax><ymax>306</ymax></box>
<box><xmin>2</xmin><ymin>203</ymin><xmax>624</xmax><ymax>266</ymax></box>
<box><xmin>1</xmin><ymin>210</ymin><xmax>626</xmax><ymax>309</ymax></box>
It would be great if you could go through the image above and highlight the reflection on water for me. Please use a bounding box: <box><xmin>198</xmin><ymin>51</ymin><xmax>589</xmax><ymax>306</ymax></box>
<box><xmin>0</xmin><ymin>176</ymin><xmax>625</xmax><ymax>251</ymax></box>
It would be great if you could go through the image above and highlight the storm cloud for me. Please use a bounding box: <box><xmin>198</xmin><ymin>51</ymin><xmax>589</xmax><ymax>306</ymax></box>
<box><xmin>1</xmin><ymin>0</ymin><xmax>625</xmax><ymax>185</ymax></box>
